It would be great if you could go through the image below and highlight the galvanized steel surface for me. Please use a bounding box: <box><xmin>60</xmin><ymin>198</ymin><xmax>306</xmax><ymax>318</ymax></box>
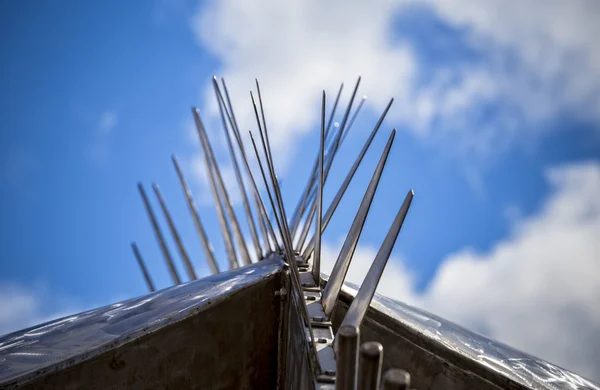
<box><xmin>340</xmin><ymin>282</ymin><xmax>600</xmax><ymax>390</ymax></box>
<box><xmin>0</xmin><ymin>258</ymin><xmax>283</xmax><ymax>387</ymax></box>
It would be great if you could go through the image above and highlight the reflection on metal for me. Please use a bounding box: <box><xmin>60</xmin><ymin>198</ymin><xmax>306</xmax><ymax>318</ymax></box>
<box><xmin>152</xmin><ymin>183</ymin><xmax>197</xmax><ymax>281</ymax></box>
<box><xmin>130</xmin><ymin>242</ymin><xmax>156</xmax><ymax>292</ymax></box>
<box><xmin>138</xmin><ymin>183</ymin><xmax>181</xmax><ymax>285</ymax></box>
<box><xmin>341</xmin><ymin>189</ymin><xmax>413</xmax><ymax>330</ymax></box>
<box><xmin>172</xmin><ymin>155</ymin><xmax>219</xmax><ymax>275</ymax></box>
<box><xmin>2</xmin><ymin>76</ymin><xmax>598</xmax><ymax>390</ymax></box>
<box><xmin>322</xmin><ymin>131</ymin><xmax>396</xmax><ymax>317</ymax></box>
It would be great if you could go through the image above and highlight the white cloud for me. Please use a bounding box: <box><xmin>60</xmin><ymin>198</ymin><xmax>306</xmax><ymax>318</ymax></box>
<box><xmin>99</xmin><ymin>110</ymin><xmax>117</xmax><ymax>135</ymax></box>
<box><xmin>0</xmin><ymin>284</ymin><xmax>80</xmax><ymax>337</ymax></box>
<box><xmin>88</xmin><ymin>110</ymin><xmax>118</xmax><ymax>165</ymax></box>
<box><xmin>190</xmin><ymin>0</ymin><xmax>600</xmax><ymax>171</ymax></box>
<box><xmin>323</xmin><ymin>160</ymin><xmax>600</xmax><ymax>381</ymax></box>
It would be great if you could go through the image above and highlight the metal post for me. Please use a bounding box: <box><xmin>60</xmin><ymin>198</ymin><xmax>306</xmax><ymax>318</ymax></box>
<box><xmin>382</xmin><ymin>369</ymin><xmax>410</xmax><ymax>390</ymax></box>
<box><xmin>336</xmin><ymin>324</ymin><xmax>360</xmax><ymax>390</ymax></box>
<box><xmin>358</xmin><ymin>341</ymin><xmax>383</xmax><ymax>390</ymax></box>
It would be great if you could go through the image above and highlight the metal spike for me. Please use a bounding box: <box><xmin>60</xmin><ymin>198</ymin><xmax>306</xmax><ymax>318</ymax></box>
<box><xmin>152</xmin><ymin>183</ymin><xmax>197</xmax><ymax>281</ymax></box>
<box><xmin>341</xmin><ymin>190</ymin><xmax>414</xmax><ymax>330</ymax></box>
<box><xmin>358</xmin><ymin>341</ymin><xmax>384</xmax><ymax>390</ymax></box>
<box><xmin>250</xmin><ymin>126</ymin><xmax>320</xmax><ymax>344</ymax></box>
<box><xmin>265</xmin><ymin>141</ymin><xmax>323</xmax><ymax>371</ymax></box>
<box><xmin>325</xmin><ymin>82</ymin><xmax>344</xmax><ymax>139</ymax></box>
<box><xmin>336</xmin><ymin>324</ymin><xmax>360</xmax><ymax>390</ymax></box>
<box><xmin>191</xmin><ymin>109</ymin><xmax>238</xmax><ymax>269</ymax></box>
<box><xmin>220</xmin><ymin>78</ymin><xmax>280</xmax><ymax>252</ymax></box>
<box><xmin>138</xmin><ymin>183</ymin><xmax>181</xmax><ymax>285</ymax></box>
<box><xmin>254</xmin><ymin>79</ymin><xmax>276</xmax><ymax>175</ymax></box>
<box><xmin>302</xmin><ymin>99</ymin><xmax>394</xmax><ymax>260</ymax></box>
<box><xmin>193</xmin><ymin>107</ymin><xmax>252</xmax><ymax>266</ymax></box>
<box><xmin>131</xmin><ymin>242</ymin><xmax>156</xmax><ymax>292</ymax></box>
<box><xmin>249</xmin><ymin>129</ymin><xmax>321</xmax><ymax>369</ymax></box>
<box><xmin>321</xmin><ymin>131</ymin><xmax>396</xmax><ymax>317</ymax></box>
<box><xmin>172</xmin><ymin>155</ymin><xmax>220</xmax><ymax>275</ymax></box>
<box><xmin>296</xmin><ymin>199</ymin><xmax>317</xmax><ymax>251</ymax></box>
<box><xmin>291</xmin><ymin>77</ymin><xmax>362</xmax><ymax>236</ymax></box>
<box><xmin>249</xmin><ymin>130</ymin><xmax>286</xmax><ymax>248</ymax></box>
<box><xmin>312</xmin><ymin>91</ymin><xmax>326</xmax><ymax>283</ymax></box>
<box><xmin>340</xmin><ymin>95</ymin><xmax>367</xmax><ymax>145</ymax></box>
<box><xmin>289</xmin><ymin>83</ymin><xmax>343</xmax><ymax>238</ymax></box>
<box><xmin>331</xmin><ymin>76</ymin><xmax>361</xmax><ymax>156</ymax></box>
<box><xmin>220</xmin><ymin>78</ymin><xmax>241</xmax><ymax>139</ymax></box>
<box><xmin>213</xmin><ymin>79</ymin><xmax>262</xmax><ymax>260</ymax></box>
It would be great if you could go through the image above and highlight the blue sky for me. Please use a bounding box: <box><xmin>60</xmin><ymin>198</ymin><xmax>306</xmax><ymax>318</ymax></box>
<box><xmin>1</xmin><ymin>0</ymin><xmax>599</xmax><ymax>381</ymax></box>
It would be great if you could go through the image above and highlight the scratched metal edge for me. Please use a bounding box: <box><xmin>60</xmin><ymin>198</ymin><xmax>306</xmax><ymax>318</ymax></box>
<box><xmin>0</xmin><ymin>256</ymin><xmax>285</xmax><ymax>388</ymax></box>
<box><xmin>336</xmin><ymin>280</ymin><xmax>600</xmax><ymax>390</ymax></box>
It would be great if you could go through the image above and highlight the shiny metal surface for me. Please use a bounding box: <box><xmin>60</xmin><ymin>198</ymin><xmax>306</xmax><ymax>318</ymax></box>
<box><xmin>0</xmin><ymin>258</ymin><xmax>284</xmax><ymax>387</ymax></box>
<box><xmin>340</xmin><ymin>282</ymin><xmax>600</xmax><ymax>390</ymax></box>
<box><xmin>321</xmin><ymin>131</ymin><xmax>396</xmax><ymax>317</ymax></box>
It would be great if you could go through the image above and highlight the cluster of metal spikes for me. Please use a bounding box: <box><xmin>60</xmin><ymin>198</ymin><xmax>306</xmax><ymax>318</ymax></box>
<box><xmin>132</xmin><ymin>76</ymin><xmax>414</xmax><ymax>389</ymax></box>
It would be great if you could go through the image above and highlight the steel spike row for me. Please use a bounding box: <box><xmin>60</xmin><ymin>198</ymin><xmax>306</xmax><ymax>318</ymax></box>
<box><xmin>130</xmin><ymin>78</ymin><xmax>417</xmax><ymax>386</ymax></box>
